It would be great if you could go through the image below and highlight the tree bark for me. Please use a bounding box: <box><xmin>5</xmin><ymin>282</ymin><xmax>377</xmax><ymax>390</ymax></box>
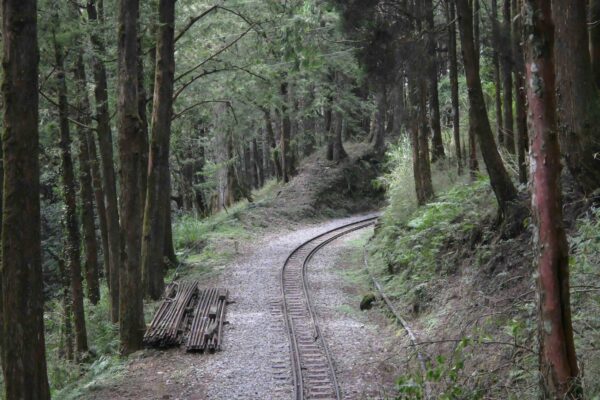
<box><xmin>74</xmin><ymin>52</ymin><xmax>101</xmax><ymax>305</ymax></box>
<box><xmin>117</xmin><ymin>0</ymin><xmax>145</xmax><ymax>354</ymax></box>
<box><xmin>590</xmin><ymin>0</ymin><xmax>600</xmax><ymax>87</ymax></box>
<box><xmin>447</xmin><ymin>0</ymin><xmax>462</xmax><ymax>174</ymax></box>
<box><xmin>141</xmin><ymin>0</ymin><xmax>176</xmax><ymax>300</ymax></box>
<box><xmin>252</xmin><ymin>138</ymin><xmax>264</xmax><ymax>188</ymax></box>
<box><xmin>512</xmin><ymin>0</ymin><xmax>528</xmax><ymax>184</ymax></box>
<box><xmin>280</xmin><ymin>82</ymin><xmax>293</xmax><ymax>182</ymax></box>
<box><xmin>501</xmin><ymin>0</ymin><xmax>515</xmax><ymax>154</ymax></box>
<box><xmin>408</xmin><ymin>72</ymin><xmax>435</xmax><ymax>206</ymax></box>
<box><xmin>87</xmin><ymin>114</ymin><xmax>111</xmax><ymax>284</ymax></box>
<box><xmin>138</xmin><ymin>34</ymin><xmax>149</xmax><ymax>210</ymax></box>
<box><xmin>373</xmin><ymin>85</ymin><xmax>387</xmax><ymax>155</ymax></box>
<box><xmin>553</xmin><ymin>0</ymin><xmax>600</xmax><ymax>196</ymax></box>
<box><xmin>425</xmin><ymin>0</ymin><xmax>445</xmax><ymax>162</ymax></box>
<box><xmin>491</xmin><ymin>0</ymin><xmax>504</xmax><ymax>144</ymax></box>
<box><xmin>164</xmin><ymin>199</ymin><xmax>177</xmax><ymax>266</ymax></box>
<box><xmin>87</xmin><ymin>0</ymin><xmax>122</xmax><ymax>322</ymax></box>
<box><xmin>54</xmin><ymin>30</ymin><xmax>89</xmax><ymax>357</ymax></box>
<box><xmin>391</xmin><ymin>73</ymin><xmax>406</xmax><ymax>138</ymax></box>
<box><xmin>332</xmin><ymin>111</ymin><xmax>348</xmax><ymax>162</ymax></box>
<box><xmin>1</xmin><ymin>0</ymin><xmax>51</xmax><ymax>397</ymax></box>
<box><xmin>456</xmin><ymin>0</ymin><xmax>522</xmax><ymax>229</ymax></box>
<box><xmin>469</xmin><ymin>0</ymin><xmax>480</xmax><ymax>176</ymax></box>
<box><xmin>523</xmin><ymin>1</ymin><xmax>581</xmax><ymax>397</ymax></box>
<box><xmin>56</xmin><ymin>253</ymin><xmax>74</xmax><ymax>361</ymax></box>
<box><xmin>264</xmin><ymin>109</ymin><xmax>282</xmax><ymax>180</ymax></box>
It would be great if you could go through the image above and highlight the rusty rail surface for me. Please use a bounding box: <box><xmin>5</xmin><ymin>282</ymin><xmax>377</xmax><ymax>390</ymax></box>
<box><xmin>281</xmin><ymin>217</ymin><xmax>378</xmax><ymax>400</ymax></box>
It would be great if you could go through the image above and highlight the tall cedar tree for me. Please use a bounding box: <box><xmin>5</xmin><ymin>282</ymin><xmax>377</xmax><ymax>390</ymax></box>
<box><xmin>501</xmin><ymin>0</ymin><xmax>515</xmax><ymax>153</ymax></box>
<box><xmin>53</xmin><ymin>27</ymin><xmax>89</xmax><ymax>357</ymax></box>
<box><xmin>455</xmin><ymin>0</ymin><xmax>523</xmax><ymax>234</ymax></box>
<box><xmin>117</xmin><ymin>0</ymin><xmax>145</xmax><ymax>354</ymax></box>
<box><xmin>373</xmin><ymin>86</ymin><xmax>387</xmax><ymax>155</ymax></box>
<box><xmin>511</xmin><ymin>0</ymin><xmax>528</xmax><ymax>184</ymax></box>
<box><xmin>280</xmin><ymin>81</ymin><xmax>293</xmax><ymax>182</ymax></box>
<box><xmin>1</xmin><ymin>0</ymin><xmax>51</xmax><ymax>397</ymax></box>
<box><xmin>522</xmin><ymin>0</ymin><xmax>581</xmax><ymax>397</ymax></box>
<box><xmin>552</xmin><ymin>0</ymin><xmax>600</xmax><ymax>196</ymax></box>
<box><xmin>332</xmin><ymin>110</ymin><xmax>348</xmax><ymax>162</ymax></box>
<box><xmin>447</xmin><ymin>0</ymin><xmax>462</xmax><ymax>173</ymax></box>
<box><xmin>424</xmin><ymin>0</ymin><xmax>445</xmax><ymax>162</ymax></box>
<box><xmin>142</xmin><ymin>0</ymin><xmax>177</xmax><ymax>300</ymax></box>
<box><xmin>87</xmin><ymin>0</ymin><xmax>122</xmax><ymax>322</ymax></box>
<box><xmin>467</xmin><ymin>0</ymin><xmax>479</xmax><ymax>175</ymax></box>
<box><xmin>137</xmin><ymin>34</ymin><xmax>149</xmax><ymax>211</ymax></box>
<box><xmin>591</xmin><ymin>0</ymin><xmax>600</xmax><ymax>87</ymax></box>
<box><xmin>491</xmin><ymin>0</ymin><xmax>504</xmax><ymax>144</ymax></box>
<box><xmin>74</xmin><ymin>51</ymin><xmax>101</xmax><ymax>305</ymax></box>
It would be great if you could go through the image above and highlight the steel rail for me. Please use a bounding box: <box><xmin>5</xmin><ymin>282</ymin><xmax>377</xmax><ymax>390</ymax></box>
<box><xmin>280</xmin><ymin>216</ymin><xmax>377</xmax><ymax>400</ymax></box>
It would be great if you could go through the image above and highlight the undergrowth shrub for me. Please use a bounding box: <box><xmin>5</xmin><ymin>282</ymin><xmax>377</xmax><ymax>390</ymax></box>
<box><xmin>569</xmin><ymin>207</ymin><xmax>600</xmax><ymax>397</ymax></box>
<box><xmin>45</xmin><ymin>286</ymin><xmax>123</xmax><ymax>398</ymax></box>
<box><xmin>373</xmin><ymin>175</ymin><xmax>494</xmax><ymax>290</ymax></box>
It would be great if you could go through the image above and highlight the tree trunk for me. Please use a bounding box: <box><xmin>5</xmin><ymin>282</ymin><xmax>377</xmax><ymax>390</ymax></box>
<box><xmin>553</xmin><ymin>0</ymin><xmax>600</xmax><ymax>196</ymax></box>
<box><xmin>280</xmin><ymin>82</ymin><xmax>293</xmax><ymax>182</ymax></box>
<box><xmin>473</xmin><ymin>0</ymin><xmax>480</xmax><ymax>58</ymax></box>
<box><xmin>408</xmin><ymin>72</ymin><xmax>435</xmax><ymax>206</ymax></box>
<box><xmin>138</xmin><ymin>34</ymin><xmax>149</xmax><ymax>210</ymax></box>
<box><xmin>261</xmin><ymin>128</ymin><xmax>271</xmax><ymax>180</ymax></box>
<box><xmin>523</xmin><ymin>1</ymin><xmax>581</xmax><ymax>397</ymax></box>
<box><xmin>164</xmin><ymin>199</ymin><xmax>177</xmax><ymax>266</ymax></box>
<box><xmin>469</xmin><ymin>0</ymin><xmax>480</xmax><ymax>176</ymax></box>
<box><xmin>57</xmin><ymin>253</ymin><xmax>74</xmax><ymax>362</ymax></box>
<box><xmin>425</xmin><ymin>0</ymin><xmax>445</xmax><ymax>162</ymax></box>
<box><xmin>141</xmin><ymin>0</ymin><xmax>176</xmax><ymax>300</ymax></box>
<box><xmin>373</xmin><ymin>85</ymin><xmax>387</xmax><ymax>155</ymax></box>
<box><xmin>117</xmin><ymin>0</ymin><xmax>145</xmax><ymax>354</ymax></box>
<box><xmin>87</xmin><ymin>114</ymin><xmax>110</xmax><ymax>284</ymax></box>
<box><xmin>1</xmin><ymin>1</ymin><xmax>51</xmax><ymax>397</ymax></box>
<box><xmin>252</xmin><ymin>138</ymin><xmax>264</xmax><ymax>188</ymax></box>
<box><xmin>391</xmin><ymin>73</ymin><xmax>406</xmax><ymax>138</ymax></box>
<box><xmin>332</xmin><ymin>111</ymin><xmax>348</xmax><ymax>162</ymax></box>
<box><xmin>417</xmin><ymin>78</ymin><xmax>434</xmax><ymax>204</ymax></box>
<box><xmin>264</xmin><ymin>110</ymin><xmax>282</xmax><ymax>180</ymax></box>
<box><xmin>54</xmin><ymin>31</ymin><xmax>89</xmax><ymax>357</ymax></box>
<box><xmin>456</xmin><ymin>0</ymin><xmax>522</xmax><ymax>230</ymax></box>
<box><xmin>447</xmin><ymin>0</ymin><xmax>462</xmax><ymax>174</ymax></box>
<box><xmin>87</xmin><ymin>0</ymin><xmax>122</xmax><ymax>322</ymax></box>
<box><xmin>512</xmin><ymin>0</ymin><xmax>528</xmax><ymax>184</ymax></box>
<box><xmin>501</xmin><ymin>0</ymin><xmax>515</xmax><ymax>154</ymax></box>
<box><xmin>74</xmin><ymin>52</ymin><xmax>101</xmax><ymax>305</ymax></box>
<box><xmin>491</xmin><ymin>0</ymin><xmax>504</xmax><ymax>145</ymax></box>
<box><xmin>590</xmin><ymin>0</ymin><xmax>600</xmax><ymax>87</ymax></box>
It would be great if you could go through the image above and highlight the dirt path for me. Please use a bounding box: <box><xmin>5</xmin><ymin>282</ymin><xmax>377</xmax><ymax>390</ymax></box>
<box><xmin>86</xmin><ymin>216</ymin><xmax>401</xmax><ymax>400</ymax></box>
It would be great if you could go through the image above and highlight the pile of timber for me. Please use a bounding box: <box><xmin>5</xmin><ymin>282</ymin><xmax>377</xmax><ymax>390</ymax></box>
<box><xmin>143</xmin><ymin>281</ymin><xmax>228</xmax><ymax>352</ymax></box>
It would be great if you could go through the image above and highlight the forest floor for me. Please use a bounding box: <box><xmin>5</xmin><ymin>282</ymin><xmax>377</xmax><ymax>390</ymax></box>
<box><xmin>82</xmin><ymin>216</ymin><xmax>402</xmax><ymax>400</ymax></box>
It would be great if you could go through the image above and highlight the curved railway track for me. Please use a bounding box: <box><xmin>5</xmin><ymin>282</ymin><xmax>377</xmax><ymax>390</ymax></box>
<box><xmin>280</xmin><ymin>217</ymin><xmax>378</xmax><ymax>400</ymax></box>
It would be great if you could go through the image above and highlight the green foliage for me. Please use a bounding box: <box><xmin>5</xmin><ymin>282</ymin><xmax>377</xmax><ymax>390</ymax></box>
<box><xmin>396</xmin><ymin>338</ymin><xmax>482</xmax><ymax>400</ymax></box>
<box><xmin>44</xmin><ymin>286</ymin><xmax>123</xmax><ymax>397</ymax></box>
<box><xmin>569</xmin><ymin>207</ymin><xmax>600</xmax><ymax>396</ymax></box>
<box><xmin>375</xmin><ymin>174</ymin><xmax>493</xmax><ymax>284</ymax></box>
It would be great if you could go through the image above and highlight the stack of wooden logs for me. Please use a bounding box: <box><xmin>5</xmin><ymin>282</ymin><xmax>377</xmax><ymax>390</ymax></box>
<box><xmin>143</xmin><ymin>281</ymin><xmax>228</xmax><ymax>352</ymax></box>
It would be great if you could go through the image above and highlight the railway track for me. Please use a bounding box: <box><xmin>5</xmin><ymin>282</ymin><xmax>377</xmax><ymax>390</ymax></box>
<box><xmin>280</xmin><ymin>217</ymin><xmax>378</xmax><ymax>400</ymax></box>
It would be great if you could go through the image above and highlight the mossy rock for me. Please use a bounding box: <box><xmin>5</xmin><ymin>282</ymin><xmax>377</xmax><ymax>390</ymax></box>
<box><xmin>360</xmin><ymin>293</ymin><xmax>377</xmax><ymax>310</ymax></box>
